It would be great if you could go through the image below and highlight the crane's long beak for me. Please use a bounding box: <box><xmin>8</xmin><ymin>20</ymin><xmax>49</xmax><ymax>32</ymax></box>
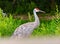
<box><xmin>39</xmin><ymin>10</ymin><xmax>45</xmax><ymax>13</ymax></box>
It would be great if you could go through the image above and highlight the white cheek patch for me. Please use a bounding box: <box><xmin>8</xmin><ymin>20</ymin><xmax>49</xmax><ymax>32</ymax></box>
<box><xmin>36</xmin><ymin>10</ymin><xmax>40</xmax><ymax>12</ymax></box>
<box><xmin>35</xmin><ymin>9</ymin><xmax>39</xmax><ymax>12</ymax></box>
<box><xmin>36</xmin><ymin>10</ymin><xmax>38</xmax><ymax>12</ymax></box>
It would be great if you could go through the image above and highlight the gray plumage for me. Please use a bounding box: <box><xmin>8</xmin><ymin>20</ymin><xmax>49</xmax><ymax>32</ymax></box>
<box><xmin>11</xmin><ymin>8</ymin><xmax>45</xmax><ymax>39</ymax></box>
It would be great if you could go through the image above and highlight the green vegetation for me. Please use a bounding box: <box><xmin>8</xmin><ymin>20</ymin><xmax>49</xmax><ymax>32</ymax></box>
<box><xmin>0</xmin><ymin>8</ymin><xmax>28</xmax><ymax>37</ymax></box>
<box><xmin>0</xmin><ymin>14</ymin><xmax>28</xmax><ymax>37</ymax></box>
<box><xmin>0</xmin><ymin>0</ymin><xmax>60</xmax><ymax>38</ymax></box>
<box><xmin>0</xmin><ymin>0</ymin><xmax>59</xmax><ymax>14</ymax></box>
<box><xmin>0</xmin><ymin>8</ymin><xmax>60</xmax><ymax>38</ymax></box>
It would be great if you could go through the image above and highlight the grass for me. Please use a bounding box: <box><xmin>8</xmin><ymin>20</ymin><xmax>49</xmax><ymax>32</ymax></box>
<box><xmin>32</xmin><ymin>19</ymin><xmax>60</xmax><ymax>37</ymax></box>
<box><xmin>0</xmin><ymin>8</ymin><xmax>60</xmax><ymax>38</ymax></box>
<box><xmin>0</xmin><ymin>15</ymin><xmax>28</xmax><ymax>37</ymax></box>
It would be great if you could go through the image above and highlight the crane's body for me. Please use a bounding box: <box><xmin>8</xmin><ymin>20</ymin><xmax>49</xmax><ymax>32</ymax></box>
<box><xmin>11</xmin><ymin>8</ymin><xmax>45</xmax><ymax>39</ymax></box>
<box><xmin>11</xmin><ymin>22</ymin><xmax>38</xmax><ymax>38</ymax></box>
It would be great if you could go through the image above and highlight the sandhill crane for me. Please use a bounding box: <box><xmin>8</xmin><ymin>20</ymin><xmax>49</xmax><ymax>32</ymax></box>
<box><xmin>11</xmin><ymin>8</ymin><xmax>45</xmax><ymax>39</ymax></box>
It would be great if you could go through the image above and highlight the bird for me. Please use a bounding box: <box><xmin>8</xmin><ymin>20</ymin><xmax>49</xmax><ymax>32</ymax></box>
<box><xmin>11</xmin><ymin>8</ymin><xmax>45</xmax><ymax>39</ymax></box>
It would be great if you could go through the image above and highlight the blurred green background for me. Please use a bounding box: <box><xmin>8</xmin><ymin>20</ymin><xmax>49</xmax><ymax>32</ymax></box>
<box><xmin>0</xmin><ymin>0</ymin><xmax>60</xmax><ymax>38</ymax></box>
<box><xmin>0</xmin><ymin>0</ymin><xmax>59</xmax><ymax>14</ymax></box>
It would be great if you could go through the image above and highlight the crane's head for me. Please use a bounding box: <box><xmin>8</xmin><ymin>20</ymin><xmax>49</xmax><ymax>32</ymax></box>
<box><xmin>34</xmin><ymin>8</ymin><xmax>45</xmax><ymax>13</ymax></box>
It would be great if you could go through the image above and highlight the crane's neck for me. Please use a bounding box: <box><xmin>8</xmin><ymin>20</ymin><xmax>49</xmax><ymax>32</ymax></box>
<box><xmin>33</xmin><ymin>10</ymin><xmax>40</xmax><ymax>26</ymax></box>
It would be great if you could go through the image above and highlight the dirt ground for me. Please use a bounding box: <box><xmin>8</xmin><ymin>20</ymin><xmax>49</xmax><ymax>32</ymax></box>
<box><xmin>13</xmin><ymin>14</ymin><xmax>59</xmax><ymax>20</ymax></box>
